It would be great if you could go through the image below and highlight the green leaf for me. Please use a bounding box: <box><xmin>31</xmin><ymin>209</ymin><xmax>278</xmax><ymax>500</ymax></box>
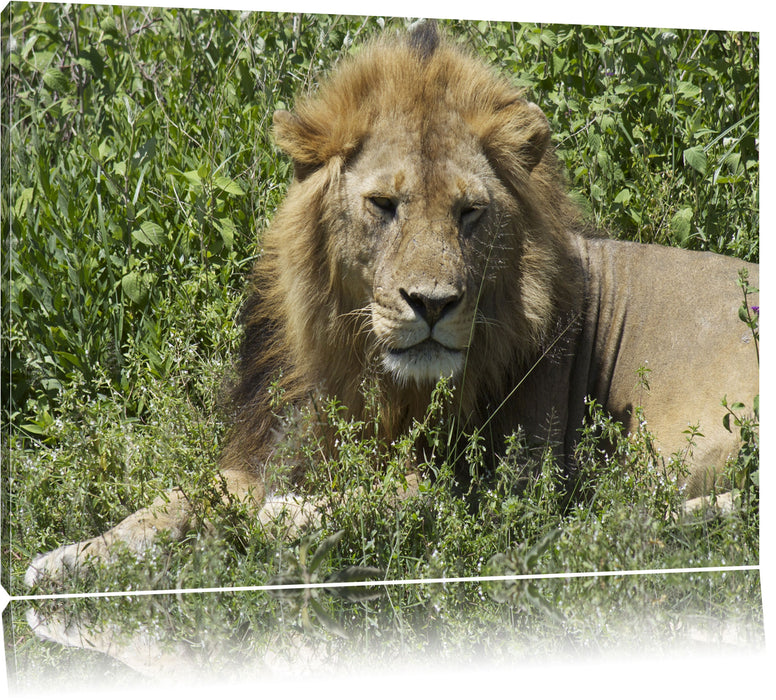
<box><xmin>121</xmin><ymin>271</ymin><xmax>155</xmax><ymax>305</ymax></box>
<box><xmin>42</xmin><ymin>68</ymin><xmax>70</xmax><ymax>93</ymax></box>
<box><xmin>309</xmin><ymin>599</ymin><xmax>349</xmax><ymax>639</ymax></box>
<box><xmin>214</xmin><ymin>218</ymin><xmax>235</xmax><ymax>249</ymax></box>
<box><xmin>55</xmin><ymin>351</ymin><xmax>83</xmax><ymax>370</ymax></box>
<box><xmin>77</xmin><ymin>48</ymin><xmax>105</xmax><ymax>78</ymax></box>
<box><xmin>267</xmin><ymin>573</ymin><xmax>305</xmax><ymax>593</ymax></box>
<box><xmin>308</xmin><ymin>530</ymin><xmax>345</xmax><ymax>573</ymax></box>
<box><xmin>325</xmin><ymin>565</ymin><xmax>384</xmax><ymax>583</ymax></box>
<box><xmin>670</xmin><ymin>206</ymin><xmax>693</xmax><ymax>244</ymax></box>
<box><xmin>181</xmin><ymin>169</ymin><xmax>203</xmax><ymax>187</ymax></box>
<box><xmin>20</xmin><ymin>423</ymin><xmax>49</xmax><ymax>437</ymax></box>
<box><xmin>132</xmin><ymin>137</ymin><xmax>157</xmax><ymax>166</ymax></box>
<box><xmin>214</xmin><ymin>176</ymin><xmax>246</xmax><ymax>196</ymax></box>
<box><xmin>683</xmin><ymin>146</ymin><xmax>707</xmax><ymax>175</ymax></box>
<box><xmin>131</xmin><ymin>221</ymin><xmax>165</xmax><ymax>247</ymax></box>
<box><xmin>676</xmin><ymin>81</ymin><xmax>701</xmax><ymax>99</ymax></box>
<box><xmin>99</xmin><ymin>15</ymin><xmax>118</xmax><ymax>33</ymax></box>
<box><xmin>298</xmin><ymin>533</ymin><xmax>313</xmax><ymax>568</ymax></box>
<box><xmin>30</xmin><ymin>50</ymin><xmax>56</xmax><ymax>70</ymax></box>
<box><xmin>14</xmin><ymin>187</ymin><xmax>34</xmax><ymax>218</ymax></box>
<box><xmin>614</xmin><ymin>188</ymin><xmax>632</xmax><ymax>205</ymax></box>
<box><xmin>20</xmin><ymin>34</ymin><xmax>39</xmax><ymax>60</ymax></box>
<box><xmin>325</xmin><ymin>566</ymin><xmax>385</xmax><ymax>602</ymax></box>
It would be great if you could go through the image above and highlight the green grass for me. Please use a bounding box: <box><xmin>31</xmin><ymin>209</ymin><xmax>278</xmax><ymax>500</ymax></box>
<box><xmin>2</xmin><ymin>4</ymin><xmax>761</xmax><ymax>684</ymax></box>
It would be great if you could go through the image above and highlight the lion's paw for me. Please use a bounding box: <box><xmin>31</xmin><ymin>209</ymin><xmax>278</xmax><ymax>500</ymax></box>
<box><xmin>258</xmin><ymin>494</ymin><xmax>322</xmax><ymax>537</ymax></box>
<box><xmin>24</xmin><ymin>537</ymin><xmax>109</xmax><ymax>588</ymax></box>
<box><xmin>682</xmin><ymin>491</ymin><xmax>734</xmax><ymax>518</ymax></box>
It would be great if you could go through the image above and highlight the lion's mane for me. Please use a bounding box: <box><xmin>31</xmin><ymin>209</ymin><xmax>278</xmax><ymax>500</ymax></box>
<box><xmin>222</xmin><ymin>23</ymin><xmax>585</xmax><ymax>475</ymax></box>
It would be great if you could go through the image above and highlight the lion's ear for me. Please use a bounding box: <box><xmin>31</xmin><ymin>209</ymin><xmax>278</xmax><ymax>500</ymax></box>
<box><xmin>273</xmin><ymin>109</ymin><xmax>358</xmax><ymax>181</ymax></box>
<box><xmin>475</xmin><ymin>100</ymin><xmax>551</xmax><ymax>184</ymax></box>
<box><xmin>273</xmin><ymin>109</ymin><xmax>323</xmax><ymax>180</ymax></box>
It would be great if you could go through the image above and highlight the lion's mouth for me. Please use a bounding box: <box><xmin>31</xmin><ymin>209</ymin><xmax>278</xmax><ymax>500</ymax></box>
<box><xmin>387</xmin><ymin>338</ymin><xmax>458</xmax><ymax>356</ymax></box>
<box><xmin>382</xmin><ymin>339</ymin><xmax>464</xmax><ymax>385</ymax></box>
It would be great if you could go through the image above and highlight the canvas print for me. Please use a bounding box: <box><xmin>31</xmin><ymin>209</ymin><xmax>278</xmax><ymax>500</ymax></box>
<box><xmin>2</xmin><ymin>3</ymin><xmax>762</xmax><ymax>694</ymax></box>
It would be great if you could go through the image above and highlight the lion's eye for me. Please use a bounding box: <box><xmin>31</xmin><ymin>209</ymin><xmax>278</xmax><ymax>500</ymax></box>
<box><xmin>460</xmin><ymin>204</ymin><xmax>486</xmax><ymax>230</ymax></box>
<box><xmin>368</xmin><ymin>195</ymin><xmax>397</xmax><ymax>217</ymax></box>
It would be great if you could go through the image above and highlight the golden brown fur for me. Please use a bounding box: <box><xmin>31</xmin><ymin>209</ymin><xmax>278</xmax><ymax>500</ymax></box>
<box><xmin>222</xmin><ymin>22</ymin><xmax>584</xmax><ymax>478</ymax></box>
<box><xmin>26</xmin><ymin>22</ymin><xmax>758</xmax><ymax>588</ymax></box>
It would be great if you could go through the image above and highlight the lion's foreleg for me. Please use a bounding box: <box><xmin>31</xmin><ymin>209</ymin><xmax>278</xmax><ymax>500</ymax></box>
<box><xmin>255</xmin><ymin>471</ymin><xmax>422</xmax><ymax>538</ymax></box>
<box><xmin>24</xmin><ymin>489</ymin><xmax>196</xmax><ymax>587</ymax></box>
<box><xmin>26</xmin><ymin>606</ymin><xmax>200</xmax><ymax>680</ymax></box>
<box><xmin>24</xmin><ymin>469</ymin><xmax>264</xmax><ymax>588</ymax></box>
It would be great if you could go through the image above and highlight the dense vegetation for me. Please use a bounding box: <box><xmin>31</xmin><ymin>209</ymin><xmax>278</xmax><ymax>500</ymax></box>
<box><xmin>2</xmin><ymin>4</ymin><xmax>760</xmax><ymax>686</ymax></box>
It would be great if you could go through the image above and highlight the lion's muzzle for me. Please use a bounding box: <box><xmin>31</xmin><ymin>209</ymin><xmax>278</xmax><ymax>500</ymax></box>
<box><xmin>398</xmin><ymin>285</ymin><xmax>463</xmax><ymax>329</ymax></box>
<box><xmin>373</xmin><ymin>281</ymin><xmax>471</xmax><ymax>386</ymax></box>
<box><xmin>382</xmin><ymin>338</ymin><xmax>465</xmax><ymax>386</ymax></box>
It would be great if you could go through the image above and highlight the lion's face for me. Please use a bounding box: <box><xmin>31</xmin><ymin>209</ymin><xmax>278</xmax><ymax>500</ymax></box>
<box><xmin>329</xmin><ymin>112</ymin><xmax>513</xmax><ymax>386</ymax></box>
<box><xmin>266</xmin><ymin>29</ymin><xmax>570</xmax><ymax>411</ymax></box>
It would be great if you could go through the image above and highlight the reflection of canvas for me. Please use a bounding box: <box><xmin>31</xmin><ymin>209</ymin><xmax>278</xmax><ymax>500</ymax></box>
<box><xmin>10</xmin><ymin>569</ymin><xmax>765</xmax><ymax>689</ymax></box>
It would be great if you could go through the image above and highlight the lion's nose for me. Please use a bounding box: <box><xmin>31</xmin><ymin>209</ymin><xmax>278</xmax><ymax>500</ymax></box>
<box><xmin>400</xmin><ymin>286</ymin><xmax>464</xmax><ymax>328</ymax></box>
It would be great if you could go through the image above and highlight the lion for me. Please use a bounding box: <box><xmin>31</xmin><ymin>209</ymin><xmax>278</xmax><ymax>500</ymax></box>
<box><xmin>25</xmin><ymin>22</ymin><xmax>758</xmax><ymax>588</ymax></box>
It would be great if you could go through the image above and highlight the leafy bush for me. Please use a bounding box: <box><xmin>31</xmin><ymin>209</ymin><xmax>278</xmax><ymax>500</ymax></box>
<box><xmin>4</xmin><ymin>10</ymin><xmax>758</xmax><ymax>435</ymax></box>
